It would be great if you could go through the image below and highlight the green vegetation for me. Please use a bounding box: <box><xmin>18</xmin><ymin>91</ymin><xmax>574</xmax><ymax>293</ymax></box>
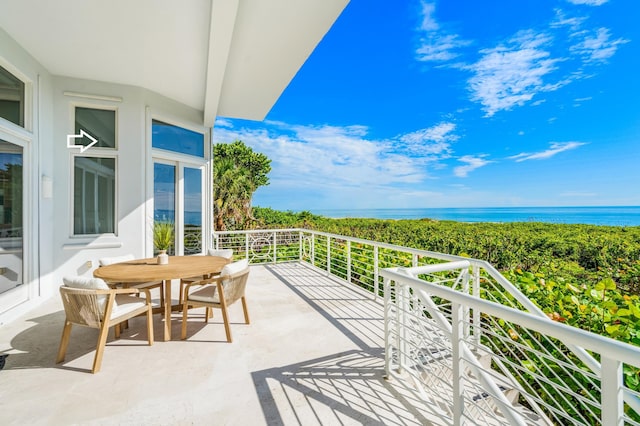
<box><xmin>153</xmin><ymin>221</ymin><xmax>174</xmax><ymax>254</ymax></box>
<box><xmin>253</xmin><ymin>207</ymin><xmax>640</xmax><ymax>339</ymax></box>
<box><xmin>213</xmin><ymin>141</ymin><xmax>271</xmax><ymax>231</ymax></box>
<box><xmin>252</xmin><ymin>207</ymin><xmax>640</xmax><ymax>418</ymax></box>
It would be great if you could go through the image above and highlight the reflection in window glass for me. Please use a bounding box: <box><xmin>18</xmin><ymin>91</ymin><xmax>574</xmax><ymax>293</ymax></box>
<box><xmin>152</xmin><ymin>120</ymin><xmax>204</xmax><ymax>157</ymax></box>
<box><xmin>153</xmin><ymin>163</ymin><xmax>176</xmax><ymax>255</ymax></box>
<box><xmin>0</xmin><ymin>65</ymin><xmax>25</xmax><ymax>127</ymax></box>
<box><xmin>0</xmin><ymin>140</ymin><xmax>23</xmax><ymax>294</ymax></box>
<box><xmin>183</xmin><ymin>167</ymin><xmax>202</xmax><ymax>255</ymax></box>
<box><xmin>75</xmin><ymin>107</ymin><xmax>116</xmax><ymax>148</ymax></box>
<box><xmin>73</xmin><ymin>157</ymin><xmax>115</xmax><ymax>235</ymax></box>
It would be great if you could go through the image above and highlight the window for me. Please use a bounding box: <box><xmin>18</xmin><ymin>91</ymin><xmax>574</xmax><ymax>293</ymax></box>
<box><xmin>73</xmin><ymin>157</ymin><xmax>115</xmax><ymax>234</ymax></box>
<box><xmin>152</xmin><ymin>120</ymin><xmax>204</xmax><ymax>157</ymax></box>
<box><xmin>0</xmin><ymin>65</ymin><xmax>25</xmax><ymax>128</ymax></box>
<box><xmin>75</xmin><ymin>107</ymin><xmax>116</xmax><ymax>148</ymax></box>
<box><xmin>72</xmin><ymin>106</ymin><xmax>117</xmax><ymax>235</ymax></box>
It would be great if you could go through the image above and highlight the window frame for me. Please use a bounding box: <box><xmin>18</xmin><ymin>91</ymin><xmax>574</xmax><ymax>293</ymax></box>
<box><xmin>70</xmin><ymin>154</ymin><xmax>118</xmax><ymax>237</ymax></box>
<box><xmin>69</xmin><ymin>104</ymin><xmax>119</xmax><ymax>238</ymax></box>
<box><xmin>146</xmin><ymin>110</ymin><xmax>211</xmax><ymax>257</ymax></box>
<box><xmin>0</xmin><ymin>60</ymin><xmax>32</xmax><ymax>134</ymax></box>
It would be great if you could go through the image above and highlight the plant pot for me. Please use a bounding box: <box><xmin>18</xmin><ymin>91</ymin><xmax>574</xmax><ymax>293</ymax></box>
<box><xmin>157</xmin><ymin>250</ymin><xmax>169</xmax><ymax>265</ymax></box>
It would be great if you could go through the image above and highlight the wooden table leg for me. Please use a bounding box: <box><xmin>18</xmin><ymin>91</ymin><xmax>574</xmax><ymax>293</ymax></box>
<box><xmin>164</xmin><ymin>279</ymin><xmax>171</xmax><ymax>341</ymax></box>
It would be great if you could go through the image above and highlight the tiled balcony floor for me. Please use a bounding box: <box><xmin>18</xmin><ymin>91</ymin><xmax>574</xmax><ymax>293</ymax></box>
<box><xmin>0</xmin><ymin>262</ymin><xmax>447</xmax><ymax>425</ymax></box>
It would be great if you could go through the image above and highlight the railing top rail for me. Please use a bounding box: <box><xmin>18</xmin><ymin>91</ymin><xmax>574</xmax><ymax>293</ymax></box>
<box><xmin>215</xmin><ymin>228</ymin><xmax>476</xmax><ymax>263</ymax></box>
<box><xmin>383</xmin><ymin>267</ymin><xmax>640</xmax><ymax>368</ymax></box>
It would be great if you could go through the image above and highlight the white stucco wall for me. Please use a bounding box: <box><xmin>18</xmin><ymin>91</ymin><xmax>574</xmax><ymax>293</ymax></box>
<box><xmin>0</xmin><ymin>30</ymin><xmax>211</xmax><ymax>324</ymax></box>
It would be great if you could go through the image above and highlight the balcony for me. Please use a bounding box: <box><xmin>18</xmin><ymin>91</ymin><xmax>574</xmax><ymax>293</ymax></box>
<box><xmin>2</xmin><ymin>229</ymin><xmax>640</xmax><ymax>425</ymax></box>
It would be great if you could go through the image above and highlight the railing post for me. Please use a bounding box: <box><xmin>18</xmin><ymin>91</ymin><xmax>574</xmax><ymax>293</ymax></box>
<box><xmin>374</xmin><ymin>245</ymin><xmax>380</xmax><ymax>301</ymax></box>
<box><xmin>298</xmin><ymin>231</ymin><xmax>303</xmax><ymax>261</ymax></box>
<box><xmin>272</xmin><ymin>231</ymin><xmax>277</xmax><ymax>264</ymax></box>
<box><xmin>461</xmin><ymin>268</ymin><xmax>471</xmax><ymax>341</ymax></box>
<box><xmin>452</xmin><ymin>301</ymin><xmax>465</xmax><ymax>426</ymax></box>
<box><xmin>245</xmin><ymin>233</ymin><xmax>249</xmax><ymax>262</ymax></box>
<box><xmin>347</xmin><ymin>240</ymin><xmax>352</xmax><ymax>283</ymax></box>
<box><xmin>311</xmin><ymin>233</ymin><xmax>315</xmax><ymax>267</ymax></box>
<box><xmin>412</xmin><ymin>253</ymin><xmax>418</xmax><ymax>267</ymax></box>
<box><xmin>398</xmin><ymin>280</ymin><xmax>408</xmax><ymax>374</ymax></box>
<box><xmin>472</xmin><ymin>264</ymin><xmax>481</xmax><ymax>348</ymax></box>
<box><xmin>601</xmin><ymin>357</ymin><xmax>624</xmax><ymax>426</ymax></box>
<box><xmin>327</xmin><ymin>236</ymin><xmax>331</xmax><ymax>275</ymax></box>
<box><xmin>383</xmin><ymin>277</ymin><xmax>392</xmax><ymax>378</ymax></box>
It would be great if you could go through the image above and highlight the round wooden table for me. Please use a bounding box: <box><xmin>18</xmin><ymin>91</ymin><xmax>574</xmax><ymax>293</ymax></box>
<box><xmin>94</xmin><ymin>256</ymin><xmax>230</xmax><ymax>341</ymax></box>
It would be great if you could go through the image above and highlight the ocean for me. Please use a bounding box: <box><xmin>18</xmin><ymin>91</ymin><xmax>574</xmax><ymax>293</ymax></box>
<box><xmin>310</xmin><ymin>206</ymin><xmax>640</xmax><ymax>227</ymax></box>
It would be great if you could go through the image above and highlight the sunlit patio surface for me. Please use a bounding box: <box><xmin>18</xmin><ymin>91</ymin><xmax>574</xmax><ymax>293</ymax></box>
<box><xmin>0</xmin><ymin>263</ymin><xmax>448</xmax><ymax>425</ymax></box>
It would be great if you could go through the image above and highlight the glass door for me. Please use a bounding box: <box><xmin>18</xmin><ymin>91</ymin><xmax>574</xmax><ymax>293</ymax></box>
<box><xmin>0</xmin><ymin>140</ymin><xmax>23</xmax><ymax>295</ymax></box>
<box><xmin>153</xmin><ymin>161</ymin><xmax>204</xmax><ymax>256</ymax></box>
<box><xmin>183</xmin><ymin>166</ymin><xmax>202</xmax><ymax>255</ymax></box>
<box><xmin>153</xmin><ymin>162</ymin><xmax>176</xmax><ymax>255</ymax></box>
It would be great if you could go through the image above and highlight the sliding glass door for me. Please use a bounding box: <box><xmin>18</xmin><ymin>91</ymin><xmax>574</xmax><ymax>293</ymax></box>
<box><xmin>153</xmin><ymin>161</ymin><xmax>204</xmax><ymax>255</ymax></box>
<box><xmin>153</xmin><ymin>162</ymin><xmax>176</xmax><ymax>255</ymax></box>
<box><xmin>0</xmin><ymin>140</ymin><xmax>23</xmax><ymax>295</ymax></box>
<box><xmin>183</xmin><ymin>166</ymin><xmax>202</xmax><ymax>255</ymax></box>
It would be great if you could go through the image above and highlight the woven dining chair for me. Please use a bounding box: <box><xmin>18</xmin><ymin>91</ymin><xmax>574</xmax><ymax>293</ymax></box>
<box><xmin>57</xmin><ymin>277</ymin><xmax>154</xmax><ymax>373</ymax></box>
<box><xmin>178</xmin><ymin>249</ymin><xmax>234</xmax><ymax>307</ymax></box>
<box><xmin>181</xmin><ymin>259</ymin><xmax>250</xmax><ymax>342</ymax></box>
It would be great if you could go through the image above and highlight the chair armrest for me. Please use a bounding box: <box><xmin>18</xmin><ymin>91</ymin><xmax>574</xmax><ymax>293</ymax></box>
<box><xmin>111</xmin><ymin>288</ymin><xmax>141</xmax><ymax>295</ymax></box>
<box><xmin>183</xmin><ymin>276</ymin><xmax>222</xmax><ymax>296</ymax></box>
<box><xmin>103</xmin><ymin>287</ymin><xmax>154</xmax><ymax>303</ymax></box>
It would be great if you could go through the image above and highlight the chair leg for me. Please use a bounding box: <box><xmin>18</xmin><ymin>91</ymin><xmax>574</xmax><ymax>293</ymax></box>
<box><xmin>56</xmin><ymin>320</ymin><xmax>73</xmax><ymax>364</ymax></box>
<box><xmin>241</xmin><ymin>297</ymin><xmax>250</xmax><ymax>324</ymax></box>
<box><xmin>181</xmin><ymin>303</ymin><xmax>189</xmax><ymax>340</ymax></box>
<box><xmin>205</xmin><ymin>307</ymin><xmax>212</xmax><ymax>322</ymax></box>
<box><xmin>146</xmin><ymin>307</ymin><xmax>155</xmax><ymax>346</ymax></box>
<box><xmin>115</xmin><ymin>323</ymin><xmax>121</xmax><ymax>339</ymax></box>
<box><xmin>92</xmin><ymin>322</ymin><xmax>111</xmax><ymax>374</ymax></box>
<box><xmin>220</xmin><ymin>305</ymin><xmax>232</xmax><ymax>343</ymax></box>
<box><xmin>178</xmin><ymin>280</ymin><xmax>185</xmax><ymax>308</ymax></box>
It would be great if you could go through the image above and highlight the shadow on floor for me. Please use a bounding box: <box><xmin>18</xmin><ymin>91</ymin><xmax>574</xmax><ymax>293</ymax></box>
<box><xmin>255</xmin><ymin>263</ymin><xmax>453</xmax><ymax>425</ymax></box>
<box><xmin>251</xmin><ymin>348</ymin><xmax>435</xmax><ymax>425</ymax></box>
<box><xmin>1</xmin><ymin>309</ymin><xmax>152</xmax><ymax>372</ymax></box>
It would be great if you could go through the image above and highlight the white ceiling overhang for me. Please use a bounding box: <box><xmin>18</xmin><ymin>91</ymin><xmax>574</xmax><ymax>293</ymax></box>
<box><xmin>0</xmin><ymin>0</ymin><xmax>348</xmax><ymax>126</ymax></box>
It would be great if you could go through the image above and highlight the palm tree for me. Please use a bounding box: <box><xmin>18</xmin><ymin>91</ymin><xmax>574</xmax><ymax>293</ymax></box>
<box><xmin>213</xmin><ymin>158</ymin><xmax>254</xmax><ymax>231</ymax></box>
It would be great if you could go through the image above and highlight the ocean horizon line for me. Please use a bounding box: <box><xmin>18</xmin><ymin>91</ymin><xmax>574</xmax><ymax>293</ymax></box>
<box><xmin>307</xmin><ymin>206</ymin><xmax>640</xmax><ymax>227</ymax></box>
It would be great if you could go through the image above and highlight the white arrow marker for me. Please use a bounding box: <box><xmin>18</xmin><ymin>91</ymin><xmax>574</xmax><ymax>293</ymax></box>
<box><xmin>67</xmin><ymin>129</ymin><xmax>98</xmax><ymax>153</ymax></box>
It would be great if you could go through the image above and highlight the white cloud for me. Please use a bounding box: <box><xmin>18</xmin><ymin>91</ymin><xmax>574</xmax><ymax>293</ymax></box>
<box><xmin>570</xmin><ymin>27</ymin><xmax>628</xmax><ymax>63</ymax></box>
<box><xmin>213</xmin><ymin>117</ymin><xmax>233</xmax><ymax>128</ymax></box>
<box><xmin>574</xmin><ymin>96</ymin><xmax>592</xmax><ymax>102</ymax></box>
<box><xmin>419</xmin><ymin>1</ymin><xmax>439</xmax><ymax>31</ymax></box>
<box><xmin>399</xmin><ymin>121</ymin><xmax>458</xmax><ymax>156</ymax></box>
<box><xmin>466</xmin><ymin>30</ymin><xmax>561</xmax><ymax>116</ymax></box>
<box><xmin>213</xmin><ymin>120</ymin><xmax>462</xmax><ymax>197</ymax></box>
<box><xmin>415</xmin><ymin>1</ymin><xmax>470</xmax><ymax>63</ymax></box>
<box><xmin>417</xmin><ymin>34</ymin><xmax>471</xmax><ymax>62</ymax></box>
<box><xmin>566</xmin><ymin>0</ymin><xmax>608</xmax><ymax>6</ymax></box>
<box><xmin>508</xmin><ymin>141</ymin><xmax>585</xmax><ymax>162</ymax></box>
<box><xmin>454</xmin><ymin>155</ymin><xmax>492</xmax><ymax>177</ymax></box>
<box><xmin>551</xmin><ymin>9</ymin><xmax>588</xmax><ymax>30</ymax></box>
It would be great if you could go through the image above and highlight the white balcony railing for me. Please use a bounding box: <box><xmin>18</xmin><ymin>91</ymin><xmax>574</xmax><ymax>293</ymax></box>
<box><xmin>214</xmin><ymin>228</ymin><xmax>640</xmax><ymax>425</ymax></box>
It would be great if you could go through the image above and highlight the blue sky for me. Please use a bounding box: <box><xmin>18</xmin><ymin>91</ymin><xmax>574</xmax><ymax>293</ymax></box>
<box><xmin>213</xmin><ymin>0</ymin><xmax>639</xmax><ymax>211</ymax></box>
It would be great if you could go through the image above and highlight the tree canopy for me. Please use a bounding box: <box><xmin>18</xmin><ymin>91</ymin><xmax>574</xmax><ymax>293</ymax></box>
<box><xmin>213</xmin><ymin>140</ymin><xmax>271</xmax><ymax>230</ymax></box>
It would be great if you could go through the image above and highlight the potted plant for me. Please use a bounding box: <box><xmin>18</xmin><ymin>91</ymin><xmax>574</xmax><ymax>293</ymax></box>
<box><xmin>153</xmin><ymin>221</ymin><xmax>174</xmax><ymax>264</ymax></box>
